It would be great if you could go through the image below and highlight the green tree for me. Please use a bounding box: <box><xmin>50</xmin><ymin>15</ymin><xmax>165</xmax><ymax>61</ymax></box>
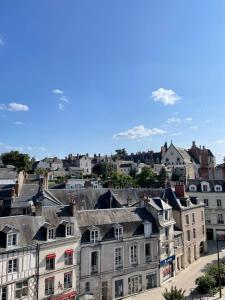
<box><xmin>195</xmin><ymin>274</ymin><xmax>216</xmax><ymax>295</ymax></box>
<box><xmin>1</xmin><ymin>151</ymin><xmax>34</xmax><ymax>172</ymax></box>
<box><xmin>111</xmin><ymin>172</ymin><xmax>137</xmax><ymax>188</ymax></box>
<box><xmin>136</xmin><ymin>167</ymin><xmax>158</xmax><ymax>188</ymax></box>
<box><xmin>92</xmin><ymin>162</ymin><xmax>114</xmax><ymax>180</ymax></box>
<box><xmin>163</xmin><ymin>286</ymin><xmax>185</xmax><ymax>300</ymax></box>
<box><xmin>157</xmin><ymin>167</ymin><xmax>168</xmax><ymax>188</ymax></box>
<box><xmin>113</xmin><ymin>148</ymin><xmax>128</xmax><ymax>161</ymax></box>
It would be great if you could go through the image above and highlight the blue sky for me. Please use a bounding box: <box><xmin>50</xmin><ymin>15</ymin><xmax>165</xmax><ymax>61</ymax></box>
<box><xmin>1</xmin><ymin>1</ymin><xmax>225</xmax><ymax>161</ymax></box>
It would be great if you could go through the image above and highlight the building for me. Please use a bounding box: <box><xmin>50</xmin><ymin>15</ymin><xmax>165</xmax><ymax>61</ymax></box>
<box><xmin>187</xmin><ymin>179</ymin><xmax>225</xmax><ymax>240</ymax></box>
<box><xmin>76</xmin><ymin>207</ymin><xmax>159</xmax><ymax>300</ymax></box>
<box><xmin>34</xmin><ymin>157</ymin><xmax>63</xmax><ymax>171</ymax></box>
<box><xmin>164</xmin><ymin>184</ymin><xmax>207</xmax><ymax>268</ymax></box>
<box><xmin>161</xmin><ymin>142</ymin><xmax>199</xmax><ymax>182</ymax></box>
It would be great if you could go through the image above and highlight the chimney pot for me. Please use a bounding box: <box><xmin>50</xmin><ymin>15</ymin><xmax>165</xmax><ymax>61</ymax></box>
<box><xmin>175</xmin><ymin>182</ymin><xmax>186</xmax><ymax>198</ymax></box>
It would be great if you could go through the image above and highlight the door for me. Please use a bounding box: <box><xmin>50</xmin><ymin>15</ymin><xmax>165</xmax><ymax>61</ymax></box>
<box><xmin>101</xmin><ymin>281</ymin><xmax>108</xmax><ymax>300</ymax></box>
<box><xmin>115</xmin><ymin>280</ymin><xmax>123</xmax><ymax>299</ymax></box>
<box><xmin>146</xmin><ymin>274</ymin><xmax>157</xmax><ymax>289</ymax></box>
<box><xmin>206</xmin><ymin>229</ymin><xmax>214</xmax><ymax>240</ymax></box>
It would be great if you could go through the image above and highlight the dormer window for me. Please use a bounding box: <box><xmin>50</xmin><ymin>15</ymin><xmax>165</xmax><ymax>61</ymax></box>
<box><xmin>48</xmin><ymin>228</ymin><xmax>55</xmax><ymax>240</ymax></box>
<box><xmin>201</xmin><ymin>182</ymin><xmax>210</xmax><ymax>192</ymax></box>
<box><xmin>66</xmin><ymin>225</ymin><xmax>73</xmax><ymax>237</ymax></box>
<box><xmin>7</xmin><ymin>233</ymin><xmax>17</xmax><ymax>247</ymax></box>
<box><xmin>215</xmin><ymin>185</ymin><xmax>222</xmax><ymax>192</ymax></box>
<box><xmin>90</xmin><ymin>228</ymin><xmax>99</xmax><ymax>244</ymax></box>
<box><xmin>164</xmin><ymin>210</ymin><xmax>170</xmax><ymax>221</ymax></box>
<box><xmin>189</xmin><ymin>185</ymin><xmax>197</xmax><ymax>192</ymax></box>
<box><xmin>144</xmin><ymin>222</ymin><xmax>152</xmax><ymax>238</ymax></box>
<box><xmin>114</xmin><ymin>225</ymin><xmax>123</xmax><ymax>240</ymax></box>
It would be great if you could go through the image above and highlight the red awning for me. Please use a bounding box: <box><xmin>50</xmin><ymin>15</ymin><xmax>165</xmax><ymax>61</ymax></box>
<box><xmin>65</xmin><ymin>249</ymin><xmax>74</xmax><ymax>255</ymax></box>
<box><xmin>51</xmin><ymin>291</ymin><xmax>77</xmax><ymax>300</ymax></box>
<box><xmin>46</xmin><ymin>253</ymin><xmax>56</xmax><ymax>259</ymax></box>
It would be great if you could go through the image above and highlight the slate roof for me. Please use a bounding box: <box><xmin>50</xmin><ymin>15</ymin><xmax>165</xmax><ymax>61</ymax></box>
<box><xmin>176</xmin><ymin>147</ymin><xmax>194</xmax><ymax>164</ymax></box>
<box><xmin>148</xmin><ymin>197</ymin><xmax>172</xmax><ymax>211</ymax></box>
<box><xmin>0</xmin><ymin>167</ymin><xmax>17</xmax><ymax>180</ymax></box>
<box><xmin>76</xmin><ymin>207</ymin><xmax>158</xmax><ymax>243</ymax></box>
<box><xmin>187</xmin><ymin>179</ymin><xmax>225</xmax><ymax>192</ymax></box>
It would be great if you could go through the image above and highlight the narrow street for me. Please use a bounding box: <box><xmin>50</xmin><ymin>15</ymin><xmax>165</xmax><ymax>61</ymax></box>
<box><xmin>126</xmin><ymin>242</ymin><xmax>225</xmax><ymax>300</ymax></box>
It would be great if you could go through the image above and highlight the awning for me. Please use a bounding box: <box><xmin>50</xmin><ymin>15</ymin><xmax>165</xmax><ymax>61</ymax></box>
<box><xmin>65</xmin><ymin>249</ymin><xmax>74</xmax><ymax>255</ymax></box>
<box><xmin>51</xmin><ymin>290</ymin><xmax>77</xmax><ymax>300</ymax></box>
<box><xmin>46</xmin><ymin>253</ymin><xmax>56</xmax><ymax>259</ymax></box>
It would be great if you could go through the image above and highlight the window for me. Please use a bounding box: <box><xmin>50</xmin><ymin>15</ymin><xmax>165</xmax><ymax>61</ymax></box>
<box><xmin>66</xmin><ymin>225</ymin><xmax>73</xmax><ymax>237</ymax></box>
<box><xmin>7</xmin><ymin>233</ymin><xmax>17</xmax><ymax>247</ymax></box>
<box><xmin>15</xmin><ymin>280</ymin><xmax>28</xmax><ymax>299</ymax></box>
<box><xmin>187</xmin><ymin>230</ymin><xmax>191</xmax><ymax>242</ymax></box>
<box><xmin>204</xmin><ymin>199</ymin><xmax>209</xmax><ymax>207</ymax></box>
<box><xmin>115</xmin><ymin>247</ymin><xmax>123</xmax><ymax>269</ymax></box>
<box><xmin>202</xmin><ymin>225</ymin><xmax>205</xmax><ymax>235</ymax></box>
<box><xmin>144</xmin><ymin>222</ymin><xmax>152</xmax><ymax>238</ymax></box>
<box><xmin>165</xmin><ymin>227</ymin><xmax>169</xmax><ymax>240</ymax></box>
<box><xmin>206</xmin><ymin>215</ymin><xmax>211</xmax><ymax>224</ymax></box>
<box><xmin>115</xmin><ymin>280</ymin><xmax>123</xmax><ymax>298</ymax></box>
<box><xmin>48</xmin><ymin>228</ymin><xmax>55</xmax><ymax>240</ymax></box>
<box><xmin>65</xmin><ymin>250</ymin><xmax>73</xmax><ymax>265</ymax></box>
<box><xmin>218</xmin><ymin>214</ymin><xmax>224</xmax><ymax>224</ymax></box>
<box><xmin>192</xmin><ymin>213</ymin><xmax>195</xmax><ymax>224</ymax></box>
<box><xmin>115</xmin><ymin>226</ymin><xmax>123</xmax><ymax>240</ymax></box>
<box><xmin>145</xmin><ymin>243</ymin><xmax>151</xmax><ymax>262</ymax></box>
<box><xmin>85</xmin><ymin>282</ymin><xmax>90</xmax><ymax>292</ymax></box>
<box><xmin>91</xmin><ymin>251</ymin><xmax>98</xmax><ymax>274</ymax></box>
<box><xmin>0</xmin><ymin>286</ymin><xmax>7</xmax><ymax>300</ymax></box>
<box><xmin>45</xmin><ymin>277</ymin><xmax>54</xmax><ymax>296</ymax></box>
<box><xmin>193</xmin><ymin>228</ymin><xmax>196</xmax><ymax>239</ymax></box>
<box><xmin>201</xmin><ymin>211</ymin><xmax>204</xmax><ymax>221</ymax></box>
<box><xmin>185</xmin><ymin>215</ymin><xmax>189</xmax><ymax>225</ymax></box>
<box><xmin>164</xmin><ymin>211</ymin><xmax>169</xmax><ymax>221</ymax></box>
<box><xmin>146</xmin><ymin>274</ymin><xmax>157</xmax><ymax>289</ymax></box>
<box><xmin>202</xmin><ymin>184</ymin><xmax>208</xmax><ymax>192</ymax></box>
<box><xmin>90</xmin><ymin>230</ymin><xmax>99</xmax><ymax>244</ymax></box>
<box><xmin>165</xmin><ymin>244</ymin><xmax>169</xmax><ymax>256</ymax></box>
<box><xmin>128</xmin><ymin>275</ymin><xmax>142</xmax><ymax>294</ymax></box>
<box><xmin>130</xmin><ymin>245</ymin><xmax>138</xmax><ymax>265</ymax></box>
<box><xmin>64</xmin><ymin>272</ymin><xmax>72</xmax><ymax>289</ymax></box>
<box><xmin>8</xmin><ymin>259</ymin><xmax>17</xmax><ymax>273</ymax></box>
<box><xmin>217</xmin><ymin>199</ymin><xmax>222</xmax><ymax>208</ymax></box>
<box><xmin>101</xmin><ymin>281</ymin><xmax>108</xmax><ymax>300</ymax></box>
<box><xmin>46</xmin><ymin>254</ymin><xmax>55</xmax><ymax>270</ymax></box>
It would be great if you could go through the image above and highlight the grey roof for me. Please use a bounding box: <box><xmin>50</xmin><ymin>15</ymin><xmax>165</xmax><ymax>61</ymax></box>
<box><xmin>148</xmin><ymin>197</ymin><xmax>172</xmax><ymax>211</ymax></box>
<box><xmin>176</xmin><ymin>147</ymin><xmax>194</xmax><ymax>164</ymax></box>
<box><xmin>187</xmin><ymin>179</ymin><xmax>225</xmax><ymax>192</ymax></box>
<box><xmin>12</xmin><ymin>183</ymin><xmax>40</xmax><ymax>208</ymax></box>
<box><xmin>0</xmin><ymin>167</ymin><xmax>17</xmax><ymax>180</ymax></box>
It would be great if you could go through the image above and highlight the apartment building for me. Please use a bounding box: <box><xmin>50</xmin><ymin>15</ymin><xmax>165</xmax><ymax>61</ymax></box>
<box><xmin>187</xmin><ymin>179</ymin><xmax>225</xmax><ymax>240</ymax></box>
<box><xmin>76</xmin><ymin>207</ymin><xmax>159</xmax><ymax>300</ymax></box>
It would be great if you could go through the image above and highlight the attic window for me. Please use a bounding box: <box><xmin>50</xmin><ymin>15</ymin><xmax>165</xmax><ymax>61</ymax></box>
<box><xmin>7</xmin><ymin>233</ymin><xmax>17</xmax><ymax>247</ymax></box>
<box><xmin>48</xmin><ymin>228</ymin><xmax>55</xmax><ymax>240</ymax></box>
<box><xmin>90</xmin><ymin>229</ymin><xmax>99</xmax><ymax>244</ymax></box>
<box><xmin>114</xmin><ymin>225</ymin><xmax>123</xmax><ymax>240</ymax></box>
<box><xmin>66</xmin><ymin>225</ymin><xmax>73</xmax><ymax>237</ymax></box>
<box><xmin>189</xmin><ymin>185</ymin><xmax>197</xmax><ymax>192</ymax></box>
<box><xmin>215</xmin><ymin>185</ymin><xmax>222</xmax><ymax>192</ymax></box>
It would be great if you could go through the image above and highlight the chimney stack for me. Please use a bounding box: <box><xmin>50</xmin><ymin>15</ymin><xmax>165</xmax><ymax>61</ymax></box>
<box><xmin>192</xmin><ymin>141</ymin><xmax>196</xmax><ymax>147</ymax></box>
<box><xmin>70</xmin><ymin>199</ymin><xmax>76</xmax><ymax>216</ymax></box>
<box><xmin>15</xmin><ymin>181</ymin><xmax>19</xmax><ymax>197</ymax></box>
<box><xmin>175</xmin><ymin>182</ymin><xmax>186</xmax><ymax>198</ymax></box>
<box><xmin>35</xmin><ymin>202</ymin><xmax>42</xmax><ymax>216</ymax></box>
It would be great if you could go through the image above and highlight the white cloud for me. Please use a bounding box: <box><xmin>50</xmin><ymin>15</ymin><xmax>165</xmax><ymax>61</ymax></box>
<box><xmin>0</xmin><ymin>35</ymin><xmax>4</xmax><ymax>46</ymax></box>
<box><xmin>60</xmin><ymin>96</ymin><xmax>69</xmax><ymax>103</ymax></box>
<box><xmin>58</xmin><ymin>103</ymin><xmax>64</xmax><ymax>111</ymax></box>
<box><xmin>151</xmin><ymin>88</ymin><xmax>181</xmax><ymax>105</ymax></box>
<box><xmin>8</xmin><ymin>102</ymin><xmax>29</xmax><ymax>111</ymax></box>
<box><xmin>171</xmin><ymin>132</ymin><xmax>183</xmax><ymax>137</ymax></box>
<box><xmin>190</xmin><ymin>126</ymin><xmax>198</xmax><ymax>130</ymax></box>
<box><xmin>216</xmin><ymin>139</ymin><xmax>225</xmax><ymax>144</ymax></box>
<box><xmin>167</xmin><ymin>117</ymin><xmax>181</xmax><ymax>124</ymax></box>
<box><xmin>185</xmin><ymin>117</ymin><xmax>192</xmax><ymax>121</ymax></box>
<box><xmin>52</xmin><ymin>89</ymin><xmax>64</xmax><ymax>95</ymax></box>
<box><xmin>113</xmin><ymin>125</ymin><xmax>166</xmax><ymax>139</ymax></box>
<box><xmin>13</xmin><ymin>121</ymin><xmax>24</xmax><ymax>125</ymax></box>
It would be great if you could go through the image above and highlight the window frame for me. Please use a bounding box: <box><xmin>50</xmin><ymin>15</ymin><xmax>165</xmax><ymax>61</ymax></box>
<box><xmin>130</xmin><ymin>244</ymin><xmax>138</xmax><ymax>265</ymax></box>
<box><xmin>8</xmin><ymin>258</ymin><xmax>18</xmax><ymax>273</ymax></box>
<box><xmin>45</xmin><ymin>277</ymin><xmax>54</xmax><ymax>296</ymax></box>
<box><xmin>15</xmin><ymin>279</ymin><xmax>28</xmax><ymax>299</ymax></box>
<box><xmin>114</xmin><ymin>247</ymin><xmax>123</xmax><ymax>269</ymax></box>
<box><xmin>64</xmin><ymin>271</ymin><xmax>72</xmax><ymax>290</ymax></box>
<box><xmin>7</xmin><ymin>233</ymin><xmax>17</xmax><ymax>248</ymax></box>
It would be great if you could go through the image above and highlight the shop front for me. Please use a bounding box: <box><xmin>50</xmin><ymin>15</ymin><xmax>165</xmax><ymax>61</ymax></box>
<box><xmin>160</xmin><ymin>255</ymin><xmax>175</xmax><ymax>283</ymax></box>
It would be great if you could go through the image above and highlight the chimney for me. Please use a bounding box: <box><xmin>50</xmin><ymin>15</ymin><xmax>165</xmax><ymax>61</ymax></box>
<box><xmin>44</xmin><ymin>171</ymin><xmax>49</xmax><ymax>189</ymax></box>
<box><xmin>15</xmin><ymin>181</ymin><xmax>20</xmax><ymax>197</ymax></box>
<box><xmin>35</xmin><ymin>202</ymin><xmax>42</xmax><ymax>216</ymax></box>
<box><xmin>70</xmin><ymin>200</ymin><xmax>76</xmax><ymax>216</ymax></box>
<box><xmin>192</xmin><ymin>141</ymin><xmax>196</xmax><ymax>148</ymax></box>
<box><xmin>175</xmin><ymin>182</ymin><xmax>186</xmax><ymax>198</ymax></box>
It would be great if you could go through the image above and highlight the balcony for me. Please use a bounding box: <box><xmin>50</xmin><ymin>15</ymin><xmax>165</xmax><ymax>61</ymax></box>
<box><xmin>218</xmin><ymin>220</ymin><xmax>224</xmax><ymax>224</ymax></box>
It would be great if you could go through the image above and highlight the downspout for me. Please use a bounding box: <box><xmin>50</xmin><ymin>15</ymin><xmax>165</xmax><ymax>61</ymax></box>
<box><xmin>36</xmin><ymin>243</ymin><xmax>40</xmax><ymax>300</ymax></box>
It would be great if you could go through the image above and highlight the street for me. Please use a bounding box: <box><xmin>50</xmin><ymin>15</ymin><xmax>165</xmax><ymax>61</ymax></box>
<box><xmin>126</xmin><ymin>242</ymin><xmax>225</xmax><ymax>300</ymax></box>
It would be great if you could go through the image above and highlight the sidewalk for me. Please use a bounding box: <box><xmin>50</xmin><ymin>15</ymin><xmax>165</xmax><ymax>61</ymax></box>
<box><xmin>126</xmin><ymin>242</ymin><xmax>225</xmax><ymax>300</ymax></box>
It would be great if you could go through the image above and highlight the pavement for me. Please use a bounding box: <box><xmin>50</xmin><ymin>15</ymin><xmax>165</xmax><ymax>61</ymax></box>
<box><xmin>126</xmin><ymin>241</ymin><xmax>225</xmax><ymax>300</ymax></box>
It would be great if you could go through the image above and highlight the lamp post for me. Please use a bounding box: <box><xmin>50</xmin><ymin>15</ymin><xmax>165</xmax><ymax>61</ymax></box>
<box><xmin>217</xmin><ymin>238</ymin><xmax>222</xmax><ymax>298</ymax></box>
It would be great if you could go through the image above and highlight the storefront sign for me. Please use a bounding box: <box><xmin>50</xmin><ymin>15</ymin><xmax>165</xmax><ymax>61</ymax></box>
<box><xmin>160</xmin><ymin>255</ymin><xmax>175</xmax><ymax>267</ymax></box>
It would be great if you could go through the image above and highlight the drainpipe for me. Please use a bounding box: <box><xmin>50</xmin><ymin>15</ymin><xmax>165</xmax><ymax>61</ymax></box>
<box><xmin>36</xmin><ymin>244</ymin><xmax>40</xmax><ymax>300</ymax></box>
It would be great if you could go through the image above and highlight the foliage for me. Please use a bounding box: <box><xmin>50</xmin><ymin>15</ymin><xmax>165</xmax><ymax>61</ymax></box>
<box><xmin>1</xmin><ymin>151</ymin><xmax>34</xmax><ymax>172</ymax></box>
<box><xmin>35</xmin><ymin>167</ymin><xmax>46</xmax><ymax>175</ymax></box>
<box><xmin>136</xmin><ymin>167</ymin><xmax>158</xmax><ymax>188</ymax></box>
<box><xmin>157</xmin><ymin>167</ymin><xmax>168</xmax><ymax>188</ymax></box>
<box><xmin>92</xmin><ymin>162</ymin><xmax>114</xmax><ymax>180</ymax></box>
<box><xmin>162</xmin><ymin>286</ymin><xmax>185</xmax><ymax>300</ymax></box>
<box><xmin>195</xmin><ymin>274</ymin><xmax>216</xmax><ymax>294</ymax></box>
<box><xmin>110</xmin><ymin>172</ymin><xmax>137</xmax><ymax>188</ymax></box>
<box><xmin>112</xmin><ymin>148</ymin><xmax>128</xmax><ymax>161</ymax></box>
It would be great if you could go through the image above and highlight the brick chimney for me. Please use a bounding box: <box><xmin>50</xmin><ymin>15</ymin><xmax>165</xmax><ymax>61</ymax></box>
<box><xmin>15</xmin><ymin>181</ymin><xmax>20</xmax><ymax>197</ymax></box>
<box><xmin>70</xmin><ymin>200</ymin><xmax>76</xmax><ymax>216</ymax></box>
<box><xmin>175</xmin><ymin>182</ymin><xmax>186</xmax><ymax>198</ymax></box>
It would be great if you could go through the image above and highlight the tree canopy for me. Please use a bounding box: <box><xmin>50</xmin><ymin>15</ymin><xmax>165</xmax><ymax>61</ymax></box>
<box><xmin>1</xmin><ymin>151</ymin><xmax>34</xmax><ymax>172</ymax></box>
